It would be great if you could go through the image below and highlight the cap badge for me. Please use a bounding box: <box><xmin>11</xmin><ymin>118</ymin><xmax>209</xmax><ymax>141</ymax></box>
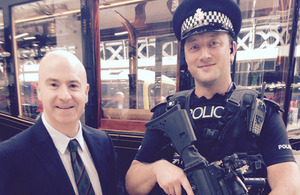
<box><xmin>180</xmin><ymin>8</ymin><xmax>234</xmax><ymax>40</ymax></box>
<box><xmin>195</xmin><ymin>8</ymin><xmax>204</xmax><ymax>22</ymax></box>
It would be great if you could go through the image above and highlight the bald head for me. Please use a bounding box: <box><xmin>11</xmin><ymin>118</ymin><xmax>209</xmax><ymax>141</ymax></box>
<box><xmin>36</xmin><ymin>50</ymin><xmax>89</xmax><ymax>135</ymax></box>
<box><xmin>38</xmin><ymin>50</ymin><xmax>87</xmax><ymax>85</ymax></box>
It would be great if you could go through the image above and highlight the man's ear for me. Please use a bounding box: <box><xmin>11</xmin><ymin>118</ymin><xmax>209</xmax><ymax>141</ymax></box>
<box><xmin>85</xmin><ymin>84</ymin><xmax>90</xmax><ymax>103</ymax></box>
<box><xmin>230</xmin><ymin>41</ymin><xmax>237</xmax><ymax>61</ymax></box>
<box><xmin>36</xmin><ymin>81</ymin><xmax>42</xmax><ymax>101</ymax></box>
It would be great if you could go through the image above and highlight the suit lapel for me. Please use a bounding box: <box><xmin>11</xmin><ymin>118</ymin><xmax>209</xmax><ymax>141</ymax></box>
<box><xmin>30</xmin><ymin>119</ymin><xmax>75</xmax><ymax>195</ymax></box>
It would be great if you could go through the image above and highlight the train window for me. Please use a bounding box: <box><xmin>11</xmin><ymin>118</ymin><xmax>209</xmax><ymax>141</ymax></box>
<box><xmin>287</xmin><ymin>8</ymin><xmax>300</xmax><ymax>131</ymax></box>
<box><xmin>99</xmin><ymin>0</ymin><xmax>177</xmax><ymax>131</ymax></box>
<box><xmin>235</xmin><ymin>1</ymin><xmax>293</xmax><ymax>114</ymax></box>
<box><xmin>0</xmin><ymin>10</ymin><xmax>11</xmax><ymax>115</ymax></box>
<box><xmin>11</xmin><ymin>0</ymin><xmax>82</xmax><ymax>120</ymax></box>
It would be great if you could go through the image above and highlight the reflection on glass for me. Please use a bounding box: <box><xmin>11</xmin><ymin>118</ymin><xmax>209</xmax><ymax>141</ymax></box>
<box><xmin>0</xmin><ymin>10</ymin><xmax>11</xmax><ymax>114</ymax></box>
<box><xmin>12</xmin><ymin>0</ymin><xmax>81</xmax><ymax>119</ymax></box>
<box><xmin>235</xmin><ymin>1</ymin><xmax>293</xmax><ymax>121</ymax></box>
<box><xmin>235</xmin><ymin>1</ymin><xmax>292</xmax><ymax>106</ymax></box>
<box><xmin>100</xmin><ymin>0</ymin><xmax>177</xmax><ymax>122</ymax></box>
<box><xmin>287</xmin><ymin>10</ymin><xmax>300</xmax><ymax>131</ymax></box>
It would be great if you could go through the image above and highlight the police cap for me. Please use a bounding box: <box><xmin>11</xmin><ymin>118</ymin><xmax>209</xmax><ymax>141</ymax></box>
<box><xmin>172</xmin><ymin>0</ymin><xmax>242</xmax><ymax>41</ymax></box>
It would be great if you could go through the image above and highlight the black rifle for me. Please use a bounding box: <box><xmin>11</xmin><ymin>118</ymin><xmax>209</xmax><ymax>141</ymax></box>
<box><xmin>145</xmin><ymin>104</ymin><xmax>266</xmax><ymax>195</ymax></box>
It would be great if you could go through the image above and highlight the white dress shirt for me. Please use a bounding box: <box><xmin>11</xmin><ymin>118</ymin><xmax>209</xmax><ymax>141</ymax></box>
<box><xmin>42</xmin><ymin>114</ymin><xmax>102</xmax><ymax>195</ymax></box>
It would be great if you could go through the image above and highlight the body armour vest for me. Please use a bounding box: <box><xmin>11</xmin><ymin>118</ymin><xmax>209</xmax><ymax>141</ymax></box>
<box><xmin>164</xmin><ymin>86</ymin><xmax>267</xmax><ymax>163</ymax></box>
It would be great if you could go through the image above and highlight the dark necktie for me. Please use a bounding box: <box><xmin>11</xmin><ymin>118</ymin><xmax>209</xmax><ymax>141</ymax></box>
<box><xmin>68</xmin><ymin>139</ymin><xmax>95</xmax><ymax>195</ymax></box>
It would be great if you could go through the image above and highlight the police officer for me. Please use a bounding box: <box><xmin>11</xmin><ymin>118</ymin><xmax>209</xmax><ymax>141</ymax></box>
<box><xmin>125</xmin><ymin>0</ymin><xmax>300</xmax><ymax>194</ymax></box>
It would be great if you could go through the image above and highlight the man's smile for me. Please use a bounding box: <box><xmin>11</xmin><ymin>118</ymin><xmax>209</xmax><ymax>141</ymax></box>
<box><xmin>56</xmin><ymin>106</ymin><xmax>74</xmax><ymax>109</ymax></box>
<box><xmin>197</xmin><ymin>63</ymin><xmax>215</xmax><ymax>68</ymax></box>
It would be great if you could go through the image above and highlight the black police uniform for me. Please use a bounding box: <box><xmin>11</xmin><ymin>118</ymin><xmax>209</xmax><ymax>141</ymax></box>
<box><xmin>135</xmin><ymin>87</ymin><xmax>295</xmax><ymax>194</ymax></box>
<box><xmin>134</xmin><ymin>0</ymin><xmax>295</xmax><ymax>194</ymax></box>
<box><xmin>135</xmin><ymin>87</ymin><xmax>295</xmax><ymax>164</ymax></box>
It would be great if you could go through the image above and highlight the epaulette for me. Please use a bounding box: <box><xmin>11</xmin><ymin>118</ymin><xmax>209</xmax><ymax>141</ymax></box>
<box><xmin>150</xmin><ymin>89</ymin><xmax>193</xmax><ymax>117</ymax></box>
<box><xmin>263</xmin><ymin>98</ymin><xmax>284</xmax><ymax>112</ymax></box>
<box><xmin>166</xmin><ymin>89</ymin><xmax>193</xmax><ymax>101</ymax></box>
<box><xmin>150</xmin><ymin>102</ymin><xmax>167</xmax><ymax>113</ymax></box>
<box><xmin>166</xmin><ymin>89</ymin><xmax>194</xmax><ymax>110</ymax></box>
<box><xmin>150</xmin><ymin>102</ymin><xmax>169</xmax><ymax>119</ymax></box>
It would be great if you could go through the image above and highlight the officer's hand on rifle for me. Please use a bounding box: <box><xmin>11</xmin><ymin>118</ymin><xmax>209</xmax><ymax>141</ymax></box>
<box><xmin>153</xmin><ymin>159</ymin><xmax>194</xmax><ymax>195</ymax></box>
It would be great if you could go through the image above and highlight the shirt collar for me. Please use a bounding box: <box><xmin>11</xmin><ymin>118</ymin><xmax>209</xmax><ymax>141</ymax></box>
<box><xmin>42</xmin><ymin>114</ymin><xmax>86</xmax><ymax>154</ymax></box>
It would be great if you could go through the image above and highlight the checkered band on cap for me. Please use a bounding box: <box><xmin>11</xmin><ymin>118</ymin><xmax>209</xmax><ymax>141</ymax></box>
<box><xmin>181</xmin><ymin>8</ymin><xmax>234</xmax><ymax>38</ymax></box>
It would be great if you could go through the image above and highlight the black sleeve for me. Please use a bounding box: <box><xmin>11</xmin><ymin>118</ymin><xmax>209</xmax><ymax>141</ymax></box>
<box><xmin>258</xmin><ymin>101</ymin><xmax>295</xmax><ymax>167</ymax></box>
<box><xmin>134</xmin><ymin>103</ymin><xmax>175</xmax><ymax>163</ymax></box>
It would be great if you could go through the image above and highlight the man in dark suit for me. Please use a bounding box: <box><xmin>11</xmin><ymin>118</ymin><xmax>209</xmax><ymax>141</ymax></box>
<box><xmin>0</xmin><ymin>51</ymin><xmax>118</xmax><ymax>195</ymax></box>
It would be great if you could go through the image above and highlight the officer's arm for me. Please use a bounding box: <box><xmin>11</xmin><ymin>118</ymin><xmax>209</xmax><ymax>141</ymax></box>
<box><xmin>125</xmin><ymin>159</ymin><xmax>194</xmax><ymax>195</ymax></box>
<box><xmin>267</xmin><ymin>161</ymin><xmax>300</xmax><ymax>195</ymax></box>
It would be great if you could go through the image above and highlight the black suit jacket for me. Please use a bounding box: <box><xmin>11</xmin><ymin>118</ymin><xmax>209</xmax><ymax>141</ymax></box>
<box><xmin>0</xmin><ymin>118</ymin><xmax>118</xmax><ymax>195</ymax></box>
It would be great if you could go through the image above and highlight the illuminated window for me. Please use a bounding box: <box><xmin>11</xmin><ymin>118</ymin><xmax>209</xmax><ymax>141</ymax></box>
<box><xmin>12</xmin><ymin>0</ymin><xmax>82</xmax><ymax>120</ymax></box>
<box><xmin>99</xmin><ymin>0</ymin><xmax>177</xmax><ymax>132</ymax></box>
<box><xmin>0</xmin><ymin>9</ymin><xmax>11</xmax><ymax>115</ymax></box>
